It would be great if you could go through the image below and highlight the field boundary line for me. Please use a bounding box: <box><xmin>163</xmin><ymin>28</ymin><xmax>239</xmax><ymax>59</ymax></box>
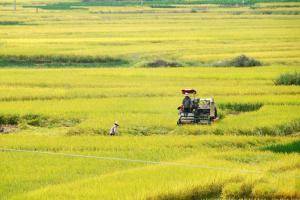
<box><xmin>0</xmin><ymin>148</ymin><xmax>298</xmax><ymax>179</ymax></box>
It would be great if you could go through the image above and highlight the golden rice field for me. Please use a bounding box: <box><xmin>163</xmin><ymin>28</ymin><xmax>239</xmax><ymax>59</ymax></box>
<box><xmin>0</xmin><ymin>1</ymin><xmax>299</xmax><ymax>199</ymax></box>
<box><xmin>0</xmin><ymin>66</ymin><xmax>299</xmax><ymax>136</ymax></box>
<box><xmin>0</xmin><ymin>1</ymin><xmax>300</xmax><ymax>65</ymax></box>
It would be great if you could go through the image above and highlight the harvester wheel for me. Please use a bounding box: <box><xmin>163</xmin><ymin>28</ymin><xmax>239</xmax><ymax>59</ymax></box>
<box><xmin>208</xmin><ymin>119</ymin><xmax>212</xmax><ymax>125</ymax></box>
<box><xmin>177</xmin><ymin>119</ymin><xmax>182</xmax><ymax>125</ymax></box>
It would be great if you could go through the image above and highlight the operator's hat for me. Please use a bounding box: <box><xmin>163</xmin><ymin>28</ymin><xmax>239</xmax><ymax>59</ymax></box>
<box><xmin>114</xmin><ymin>121</ymin><xmax>119</xmax><ymax>126</ymax></box>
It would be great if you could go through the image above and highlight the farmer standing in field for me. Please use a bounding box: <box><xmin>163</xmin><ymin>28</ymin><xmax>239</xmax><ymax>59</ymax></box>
<box><xmin>109</xmin><ymin>121</ymin><xmax>119</xmax><ymax>136</ymax></box>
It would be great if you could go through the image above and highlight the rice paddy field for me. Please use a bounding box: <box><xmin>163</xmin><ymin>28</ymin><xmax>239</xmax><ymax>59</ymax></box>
<box><xmin>0</xmin><ymin>0</ymin><xmax>300</xmax><ymax>199</ymax></box>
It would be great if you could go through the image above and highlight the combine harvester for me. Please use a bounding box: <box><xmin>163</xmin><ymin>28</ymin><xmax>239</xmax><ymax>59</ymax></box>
<box><xmin>177</xmin><ymin>89</ymin><xmax>218</xmax><ymax>125</ymax></box>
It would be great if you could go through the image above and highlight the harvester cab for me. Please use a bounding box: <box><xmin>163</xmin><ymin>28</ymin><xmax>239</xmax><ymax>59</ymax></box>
<box><xmin>177</xmin><ymin>89</ymin><xmax>218</xmax><ymax>125</ymax></box>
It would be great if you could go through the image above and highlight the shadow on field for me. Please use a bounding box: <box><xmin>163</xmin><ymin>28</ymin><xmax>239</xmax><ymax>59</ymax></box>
<box><xmin>151</xmin><ymin>174</ymin><xmax>299</xmax><ymax>199</ymax></box>
<box><xmin>262</xmin><ymin>140</ymin><xmax>300</xmax><ymax>153</ymax></box>
<box><xmin>0</xmin><ymin>113</ymin><xmax>80</xmax><ymax>133</ymax></box>
<box><xmin>0</xmin><ymin>21</ymin><xmax>28</xmax><ymax>26</ymax></box>
<box><xmin>219</xmin><ymin>102</ymin><xmax>263</xmax><ymax>112</ymax></box>
<box><xmin>0</xmin><ymin>55</ymin><xmax>129</xmax><ymax>67</ymax></box>
<box><xmin>152</xmin><ymin>182</ymin><xmax>223</xmax><ymax>200</ymax></box>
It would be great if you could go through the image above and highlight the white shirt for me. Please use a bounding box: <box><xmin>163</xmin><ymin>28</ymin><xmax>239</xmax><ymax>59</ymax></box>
<box><xmin>109</xmin><ymin>125</ymin><xmax>118</xmax><ymax>135</ymax></box>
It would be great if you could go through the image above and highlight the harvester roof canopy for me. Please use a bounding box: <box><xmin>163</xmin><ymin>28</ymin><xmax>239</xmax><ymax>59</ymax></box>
<box><xmin>181</xmin><ymin>89</ymin><xmax>197</xmax><ymax>94</ymax></box>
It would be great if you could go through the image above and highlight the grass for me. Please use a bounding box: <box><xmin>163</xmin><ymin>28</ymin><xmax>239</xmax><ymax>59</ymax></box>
<box><xmin>145</xmin><ymin>59</ymin><xmax>183</xmax><ymax>67</ymax></box>
<box><xmin>275</xmin><ymin>72</ymin><xmax>300</xmax><ymax>85</ymax></box>
<box><xmin>212</xmin><ymin>55</ymin><xmax>262</xmax><ymax>67</ymax></box>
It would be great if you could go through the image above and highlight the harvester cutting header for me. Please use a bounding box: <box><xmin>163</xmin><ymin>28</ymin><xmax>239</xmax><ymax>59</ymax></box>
<box><xmin>177</xmin><ymin>89</ymin><xmax>218</xmax><ymax>125</ymax></box>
